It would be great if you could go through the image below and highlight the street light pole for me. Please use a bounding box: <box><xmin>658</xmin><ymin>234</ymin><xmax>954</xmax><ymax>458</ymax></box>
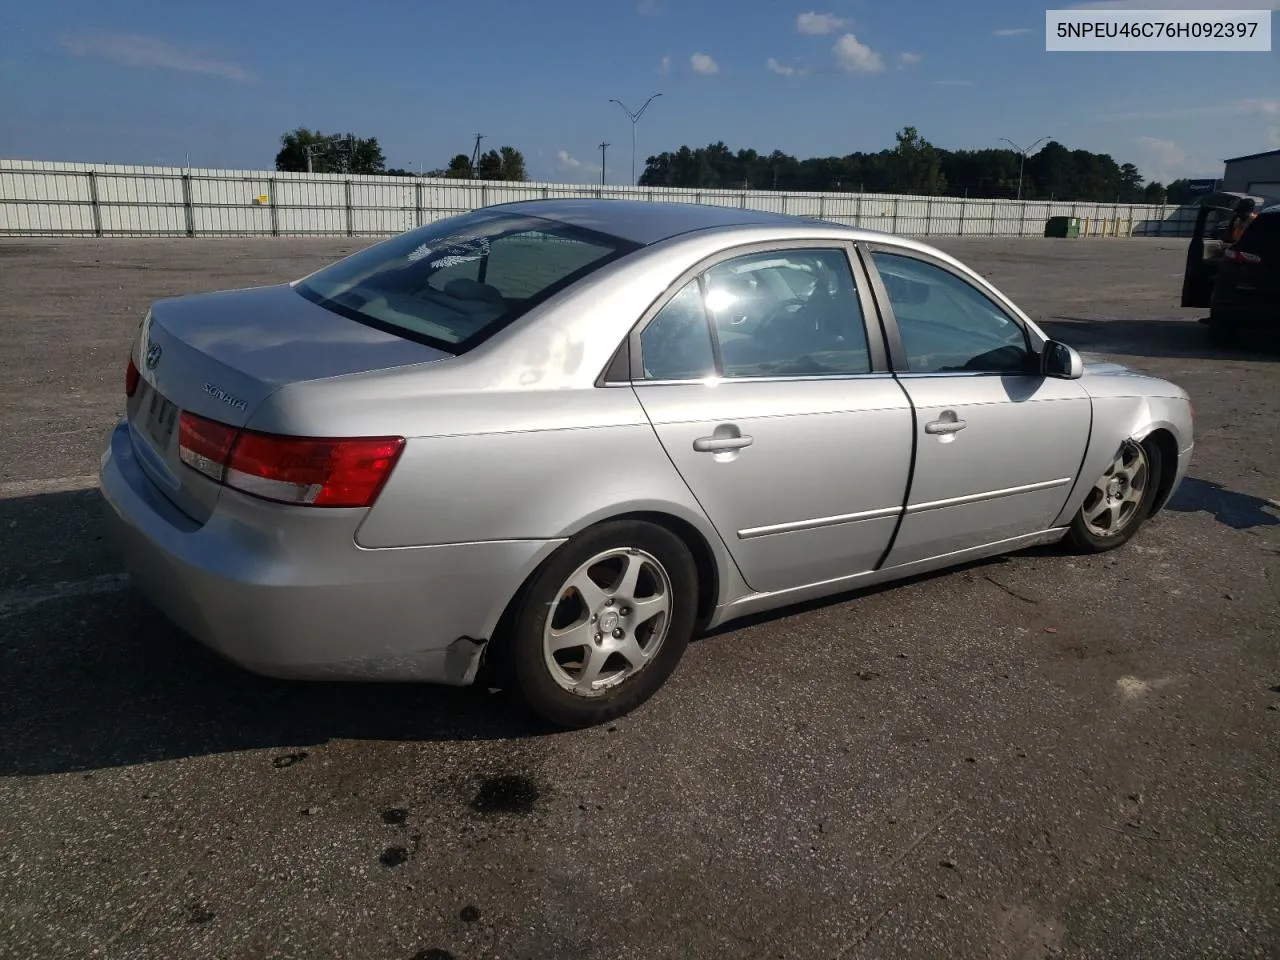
<box><xmin>1000</xmin><ymin>136</ymin><xmax>1052</xmax><ymax>202</ymax></box>
<box><xmin>609</xmin><ymin>94</ymin><xmax>663</xmax><ymax>186</ymax></box>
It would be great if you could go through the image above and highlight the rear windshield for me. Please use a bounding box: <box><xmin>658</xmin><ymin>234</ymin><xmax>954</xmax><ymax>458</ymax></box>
<box><xmin>295</xmin><ymin>210</ymin><xmax>638</xmax><ymax>352</ymax></box>
<box><xmin>1238</xmin><ymin>212</ymin><xmax>1280</xmax><ymax>255</ymax></box>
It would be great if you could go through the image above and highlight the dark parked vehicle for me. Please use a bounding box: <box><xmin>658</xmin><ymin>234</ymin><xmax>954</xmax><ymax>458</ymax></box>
<box><xmin>1206</xmin><ymin>204</ymin><xmax>1280</xmax><ymax>344</ymax></box>
<box><xmin>1181</xmin><ymin>190</ymin><xmax>1280</xmax><ymax>342</ymax></box>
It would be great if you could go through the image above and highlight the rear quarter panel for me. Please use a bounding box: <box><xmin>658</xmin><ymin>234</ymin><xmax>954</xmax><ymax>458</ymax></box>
<box><xmin>352</xmin><ymin>384</ymin><xmax>744</xmax><ymax>602</ymax></box>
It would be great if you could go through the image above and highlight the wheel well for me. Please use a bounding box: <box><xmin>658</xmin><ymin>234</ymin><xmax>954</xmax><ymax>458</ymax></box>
<box><xmin>1143</xmin><ymin>428</ymin><xmax>1179</xmax><ymax>515</ymax></box>
<box><xmin>480</xmin><ymin>511</ymin><xmax>722</xmax><ymax>685</ymax></box>
<box><xmin>612</xmin><ymin>511</ymin><xmax>720</xmax><ymax>628</ymax></box>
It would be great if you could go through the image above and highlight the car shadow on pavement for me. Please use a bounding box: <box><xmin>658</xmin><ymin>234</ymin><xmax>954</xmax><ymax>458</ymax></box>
<box><xmin>1038</xmin><ymin>315</ymin><xmax>1279</xmax><ymax>364</ymax></box>
<box><xmin>0</xmin><ymin>489</ymin><xmax>562</xmax><ymax>777</ymax></box>
<box><xmin>1165</xmin><ymin>477</ymin><xmax>1280</xmax><ymax>531</ymax></box>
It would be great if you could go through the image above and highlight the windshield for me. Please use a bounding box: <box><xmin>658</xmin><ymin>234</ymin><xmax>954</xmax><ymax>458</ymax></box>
<box><xmin>295</xmin><ymin>210</ymin><xmax>638</xmax><ymax>352</ymax></box>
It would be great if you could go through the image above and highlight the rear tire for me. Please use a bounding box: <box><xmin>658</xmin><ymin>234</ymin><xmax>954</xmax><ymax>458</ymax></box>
<box><xmin>506</xmin><ymin>520</ymin><xmax>698</xmax><ymax>728</ymax></box>
<box><xmin>1065</xmin><ymin>438</ymin><xmax>1163</xmax><ymax>554</ymax></box>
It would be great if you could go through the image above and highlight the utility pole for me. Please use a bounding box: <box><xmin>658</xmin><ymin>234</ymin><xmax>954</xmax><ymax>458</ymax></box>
<box><xmin>598</xmin><ymin>142</ymin><xmax>610</xmax><ymax>187</ymax></box>
<box><xmin>470</xmin><ymin>134</ymin><xmax>485</xmax><ymax>179</ymax></box>
<box><xmin>609</xmin><ymin>94</ymin><xmax>663</xmax><ymax>186</ymax></box>
<box><xmin>1000</xmin><ymin>135</ymin><xmax>1052</xmax><ymax>202</ymax></box>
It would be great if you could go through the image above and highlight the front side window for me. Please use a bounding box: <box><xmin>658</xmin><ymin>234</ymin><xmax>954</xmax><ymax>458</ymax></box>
<box><xmin>296</xmin><ymin>211</ymin><xmax>635</xmax><ymax>351</ymax></box>
<box><xmin>871</xmin><ymin>252</ymin><xmax>1031</xmax><ymax>374</ymax></box>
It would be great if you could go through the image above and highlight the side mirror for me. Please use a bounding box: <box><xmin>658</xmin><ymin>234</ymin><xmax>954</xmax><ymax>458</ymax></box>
<box><xmin>1042</xmin><ymin>340</ymin><xmax>1084</xmax><ymax>380</ymax></box>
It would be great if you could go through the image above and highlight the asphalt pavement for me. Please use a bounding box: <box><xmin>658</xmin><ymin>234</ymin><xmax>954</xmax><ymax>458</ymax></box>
<box><xmin>1</xmin><ymin>236</ymin><xmax>1277</xmax><ymax>960</ymax></box>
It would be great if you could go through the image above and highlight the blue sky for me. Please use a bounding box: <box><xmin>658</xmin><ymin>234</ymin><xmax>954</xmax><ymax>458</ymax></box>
<box><xmin>1</xmin><ymin>0</ymin><xmax>1276</xmax><ymax>185</ymax></box>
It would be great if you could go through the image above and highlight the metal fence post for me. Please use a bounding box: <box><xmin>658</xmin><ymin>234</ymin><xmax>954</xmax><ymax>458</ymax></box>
<box><xmin>1018</xmin><ymin>202</ymin><xmax>1026</xmax><ymax>238</ymax></box>
<box><xmin>854</xmin><ymin>194</ymin><xmax>862</xmax><ymax>228</ymax></box>
<box><xmin>780</xmin><ymin>193</ymin><xmax>788</xmax><ymax>215</ymax></box>
<box><xmin>87</xmin><ymin>170</ymin><xmax>103</xmax><ymax>238</ymax></box>
<box><xmin>925</xmin><ymin>195</ymin><xmax>933</xmax><ymax>235</ymax></box>
<box><xmin>818</xmin><ymin>195</ymin><xmax>826</xmax><ymax>222</ymax></box>
<box><xmin>957</xmin><ymin>197</ymin><xmax>965</xmax><ymax>236</ymax></box>
<box><xmin>268</xmin><ymin>177</ymin><xmax>279</xmax><ymax>237</ymax></box>
<box><xmin>415</xmin><ymin>179</ymin><xmax>424</xmax><ymax>227</ymax></box>
<box><xmin>344</xmin><ymin>179</ymin><xmax>354</xmax><ymax>237</ymax></box>
<box><xmin>891</xmin><ymin>198</ymin><xmax>898</xmax><ymax>235</ymax></box>
<box><xmin>181</xmin><ymin>172</ymin><xmax>194</xmax><ymax>238</ymax></box>
<box><xmin>740</xmin><ymin>190</ymin><xmax>748</xmax><ymax>209</ymax></box>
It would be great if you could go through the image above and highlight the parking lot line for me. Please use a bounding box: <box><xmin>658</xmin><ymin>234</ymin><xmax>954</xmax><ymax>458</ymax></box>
<box><xmin>0</xmin><ymin>474</ymin><xmax>100</xmax><ymax>497</ymax></box>
<box><xmin>0</xmin><ymin>573</ymin><xmax>129</xmax><ymax>619</ymax></box>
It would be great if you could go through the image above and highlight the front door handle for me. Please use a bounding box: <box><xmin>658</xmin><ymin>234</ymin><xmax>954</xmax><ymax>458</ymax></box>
<box><xmin>925</xmin><ymin>417</ymin><xmax>967</xmax><ymax>435</ymax></box>
<box><xmin>693</xmin><ymin>434</ymin><xmax>754</xmax><ymax>453</ymax></box>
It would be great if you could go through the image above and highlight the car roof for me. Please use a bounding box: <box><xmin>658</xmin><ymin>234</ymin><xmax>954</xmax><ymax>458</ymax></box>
<box><xmin>486</xmin><ymin>198</ymin><xmax>819</xmax><ymax>246</ymax></box>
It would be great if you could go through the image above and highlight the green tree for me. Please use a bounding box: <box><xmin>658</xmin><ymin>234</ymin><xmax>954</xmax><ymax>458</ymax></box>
<box><xmin>444</xmin><ymin>154</ymin><xmax>473</xmax><ymax>179</ymax></box>
<box><xmin>275</xmin><ymin>128</ymin><xmax>385</xmax><ymax>174</ymax></box>
<box><xmin>477</xmin><ymin>149</ymin><xmax>503</xmax><ymax>180</ymax></box>
<box><xmin>638</xmin><ymin>134</ymin><xmax>1158</xmax><ymax>203</ymax></box>
<box><xmin>891</xmin><ymin>127</ymin><xmax>946</xmax><ymax>195</ymax></box>
<box><xmin>499</xmin><ymin>146</ymin><xmax>528</xmax><ymax>181</ymax></box>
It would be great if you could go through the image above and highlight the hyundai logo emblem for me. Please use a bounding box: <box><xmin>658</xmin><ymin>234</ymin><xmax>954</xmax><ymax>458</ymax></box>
<box><xmin>144</xmin><ymin>341</ymin><xmax>162</xmax><ymax>370</ymax></box>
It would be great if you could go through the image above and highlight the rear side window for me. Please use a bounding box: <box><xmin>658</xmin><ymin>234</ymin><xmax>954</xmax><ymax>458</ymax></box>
<box><xmin>296</xmin><ymin>211</ymin><xmax>636</xmax><ymax>352</ymax></box>
<box><xmin>1238</xmin><ymin>213</ymin><xmax>1280</xmax><ymax>255</ymax></box>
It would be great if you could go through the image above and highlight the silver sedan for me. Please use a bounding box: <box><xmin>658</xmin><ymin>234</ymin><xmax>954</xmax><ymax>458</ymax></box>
<box><xmin>100</xmin><ymin>200</ymin><xmax>1194</xmax><ymax>727</ymax></box>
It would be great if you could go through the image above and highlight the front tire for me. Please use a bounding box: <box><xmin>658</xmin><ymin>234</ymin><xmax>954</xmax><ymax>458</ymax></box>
<box><xmin>507</xmin><ymin>520</ymin><xmax>698</xmax><ymax>728</ymax></box>
<box><xmin>1064</xmin><ymin>438</ymin><xmax>1163</xmax><ymax>554</ymax></box>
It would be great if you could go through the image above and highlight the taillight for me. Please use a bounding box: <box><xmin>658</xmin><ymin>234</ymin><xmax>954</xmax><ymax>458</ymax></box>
<box><xmin>179</xmin><ymin>412</ymin><xmax>238</xmax><ymax>482</ymax></box>
<box><xmin>177</xmin><ymin>411</ymin><xmax>404</xmax><ymax>508</ymax></box>
<box><xmin>1224</xmin><ymin>248</ymin><xmax>1261</xmax><ymax>265</ymax></box>
<box><xmin>126</xmin><ymin>358</ymin><xmax>140</xmax><ymax>398</ymax></box>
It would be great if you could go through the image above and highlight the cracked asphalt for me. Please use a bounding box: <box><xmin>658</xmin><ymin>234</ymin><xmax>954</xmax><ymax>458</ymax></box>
<box><xmin>1</xmin><ymin>236</ymin><xmax>1278</xmax><ymax>960</ymax></box>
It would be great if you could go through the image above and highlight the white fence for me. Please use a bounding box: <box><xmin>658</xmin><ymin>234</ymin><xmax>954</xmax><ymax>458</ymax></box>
<box><xmin>0</xmin><ymin>158</ymin><xmax>1198</xmax><ymax>240</ymax></box>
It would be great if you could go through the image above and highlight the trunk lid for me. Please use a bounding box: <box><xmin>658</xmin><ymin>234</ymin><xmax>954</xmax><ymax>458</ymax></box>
<box><xmin>127</xmin><ymin>283</ymin><xmax>450</xmax><ymax>523</ymax></box>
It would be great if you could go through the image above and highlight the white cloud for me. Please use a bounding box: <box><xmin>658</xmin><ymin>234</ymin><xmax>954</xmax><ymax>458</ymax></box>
<box><xmin>833</xmin><ymin>33</ymin><xmax>885</xmax><ymax>73</ymax></box>
<box><xmin>61</xmin><ymin>31</ymin><xmax>254</xmax><ymax>82</ymax></box>
<box><xmin>993</xmin><ymin>27</ymin><xmax>1032</xmax><ymax>36</ymax></box>
<box><xmin>638</xmin><ymin>0</ymin><xmax>661</xmax><ymax>15</ymax></box>
<box><xmin>933</xmin><ymin>79</ymin><xmax>973</xmax><ymax>86</ymax></box>
<box><xmin>1131</xmin><ymin>136</ymin><xmax>1191</xmax><ymax>183</ymax></box>
<box><xmin>766</xmin><ymin>57</ymin><xmax>797</xmax><ymax>76</ymax></box>
<box><xmin>797</xmin><ymin>11</ymin><xmax>850</xmax><ymax>34</ymax></box>
<box><xmin>691</xmin><ymin>52</ymin><xmax>719</xmax><ymax>75</ymax></box>
<box><xmin>659</xmin><ymin>54</ymin><xmax>672</xmax><ymax>75</ymax></box>
<box><xmin>898</xmin><ymin>51</ymin><xmax>922</xmax><ymax>67</ymax></box>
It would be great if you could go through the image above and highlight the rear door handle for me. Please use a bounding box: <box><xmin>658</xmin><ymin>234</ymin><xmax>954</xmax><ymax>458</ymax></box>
<box><xmin>925</xmin><ymin>418</ymin><xmax>967</xmax><ymax>435</ymax></box>
<box><xmin>693</xmin><ymin>435</ymin><xmax>754</xmax><ymax>453</ymax></box>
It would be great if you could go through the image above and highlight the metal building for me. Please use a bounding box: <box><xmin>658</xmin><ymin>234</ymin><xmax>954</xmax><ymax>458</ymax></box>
<box><xmin>1222</xmin><ymin>148</ymin><xmax>1280</xmax><ymax>196</ymax></box>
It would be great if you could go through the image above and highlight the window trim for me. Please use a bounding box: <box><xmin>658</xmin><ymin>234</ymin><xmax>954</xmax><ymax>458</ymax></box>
<box><xmin>617</xmin><ymin>239</ymin><xmax>890</xmax><ymax>387</ymax></box>
<box><xmin>858</xmin><ymin>242</ymin><xmax>1039</xmax><ymax>377</ymax></box>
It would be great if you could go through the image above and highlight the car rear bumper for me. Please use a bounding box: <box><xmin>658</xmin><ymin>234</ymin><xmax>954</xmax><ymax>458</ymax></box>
<box><xmin>99</xmin><ymin>420</ymin><xmax>563</xmax><ymax>682</ymax></box>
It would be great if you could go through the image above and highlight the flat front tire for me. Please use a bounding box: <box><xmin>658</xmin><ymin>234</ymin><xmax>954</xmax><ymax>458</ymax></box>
<box><xmin>1065</xmin><ymin>438</ymin><xmax>1163</xmax><ymax>554</ymax></box>
<box><xmin>506</xmin><ymin>520</ymin><xmax>698</xmax><ymax>728</ymax></box>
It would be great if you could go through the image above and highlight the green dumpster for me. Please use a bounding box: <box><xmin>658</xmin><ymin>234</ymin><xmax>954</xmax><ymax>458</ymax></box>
<box><xmin>1044</xmin><ymin>216</ymin><xmax>1081</xmax><ymax>238</ymax></box>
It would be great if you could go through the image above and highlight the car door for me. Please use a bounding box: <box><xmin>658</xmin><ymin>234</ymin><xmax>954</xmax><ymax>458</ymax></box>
<box><xmin>1212</xmin><ymin>211</ymin><xmax>1279</xmax><ymax>316</ymax></box>
<box><xmin>862</xmin><ymin>245</ymin><xmax>1092</xmax><ymax>568</ymax></box>
<box><xmin>628</xmin><ymin>242</ymin><xmax>914</xmax><ymax>595</ymax></box>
